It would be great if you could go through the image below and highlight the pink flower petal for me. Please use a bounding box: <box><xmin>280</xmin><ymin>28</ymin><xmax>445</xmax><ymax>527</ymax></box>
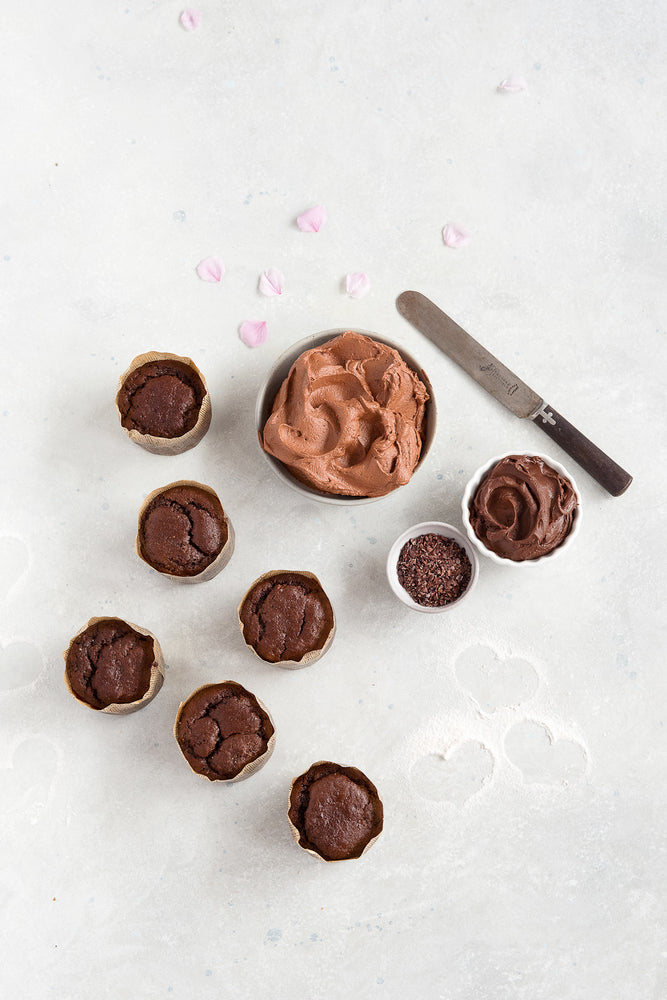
<box><xmin>442</xmin><ymin>223</ymin><xmax>471</xmax><ymax>248</ymax></box>
<box><xmin>297</xmin><ymin>205</ymin><xmax>327</xmax><ymax>232</ymax></box>
<box><xmin>345</xmin><ymin>272</ymin><xmax>370</xmax><ymax>299</ymax></box>
<box><xmin>497</xmin><ymin>76</ymin><xmax>527</xmax><ymax>93</ymax></box>
<box><xmin>259</xmin><ymin>267</ymin><xmax>285</xmax><ymax>297</ymax></box>
<box><xmin>196</xmin><ymin>256</ymin><xmax>224</xmax><ymax>282</ymax></box>
<box><xmin>180</xmin><ymin>9</ymin><xmax>201</xmax><ymax>31</ymax></box>
<box><xmin>239</xmin><ymin>320</ymin><xmax>268</xmax><ymax>348</ymax></box>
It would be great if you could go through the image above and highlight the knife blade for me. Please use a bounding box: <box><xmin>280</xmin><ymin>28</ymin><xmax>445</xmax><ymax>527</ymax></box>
<box><xmin>396</xmin><ymin>290</ymin><xmax>632</xmax><ymax>496</ymax></box>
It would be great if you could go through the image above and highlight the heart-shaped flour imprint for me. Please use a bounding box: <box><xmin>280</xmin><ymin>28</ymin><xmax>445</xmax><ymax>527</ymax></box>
<box><xmin>505</xmin><ymin>720</ymin><xmax>587</xmax><ymax>785</ymax></box>
<box><xmin>0</xmin><ymin>738</ymin><xmax>58</xmax><ymax>816</ymax></box>
<box><xmin>455</xmin><ymin>645</ymin><xmax>539</xmax><ymax>713</ymax></box>
<box><xmin>0</xmin><ymin>537</ymin><xmax>29</xmax><ymax>600</ymax></box>
<box><xmin>0</xmin><ymin>642</ymin><xmax>43</xmax><ymax>691</ymax></box>
<box><xmin>411</xmin><ymin>741</ymin><xmax>494</xmax><ymax>805</ymax></box>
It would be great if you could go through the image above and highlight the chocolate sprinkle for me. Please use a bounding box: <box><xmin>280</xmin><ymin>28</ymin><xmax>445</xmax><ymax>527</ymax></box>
<box><xmin>396</xmin><ymin>532</ymin><xmax>472</xmax><ymax>607</ymax></box>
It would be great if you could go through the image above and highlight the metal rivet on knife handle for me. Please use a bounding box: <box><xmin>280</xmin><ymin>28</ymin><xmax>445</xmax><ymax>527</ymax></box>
<box><xmin>531</xmin><ymin>403</ymin><xmax>632</xmax><ymax>496</ymax></box>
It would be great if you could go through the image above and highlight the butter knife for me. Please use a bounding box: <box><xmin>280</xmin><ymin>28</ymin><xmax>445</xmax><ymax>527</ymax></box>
<box><xmin>396</xmin><ymin>290</ymin><xmax>632</xmax><ymax>496</ymax></box>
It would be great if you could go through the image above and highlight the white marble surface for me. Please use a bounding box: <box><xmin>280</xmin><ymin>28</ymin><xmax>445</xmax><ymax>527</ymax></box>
<box><xmin>2</xmin><ymin>2</ymin><xmax>666</xmax><ymax>997</ymax></box>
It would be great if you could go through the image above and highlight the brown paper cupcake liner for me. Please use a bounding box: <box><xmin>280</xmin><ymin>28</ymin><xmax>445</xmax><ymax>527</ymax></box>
<box><xmin>136</xmin><ymin>480</ymin><xmax>234</xmax><ymax>584</ymax></box>
<box><xmin>63</xmin><ymin>616</ymin><xmax>165</xmax><ymax>715</ymax></box>
<box><xmin>237</xmin><ymin>570</ymin><xmax>336</xmax><ymax>669</ymax></box>
<box><xmin>115</xmin><ymin>351</ymin><xmax>212</xmax><ymax>455</ymax></box>
<box><xmin>287</xmin><ymin>761</ymin><xmax>384</xmax><ymax>862</ymax></box>
<box><xmin>173</xmin><ymin>681</ymin><xmax>276</xmax><ymax>784</ymax></box>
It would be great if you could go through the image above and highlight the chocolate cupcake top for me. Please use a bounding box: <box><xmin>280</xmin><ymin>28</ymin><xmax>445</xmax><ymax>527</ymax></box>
<box><xmin>65</xmin><ymin>618</ymin><xmax>157</xmax><ymax>710</ymax></box>
<box><xmin>138</xmin><ymin>483</ymin><xmax>228</xmax><ymax>578</ymax></box>
<box><xmin>288</xmin><ymin>761</ymin><xmax>384</xmax><ymax>861</ymax></box>
<box><xmin>175</xmin><ymin>682</ymin><xmax>275</xmax><ymax>781</ymax></box>
<box><xmin>117</xmin><ymin>358</ymin><xmax>206</xmax><ymax>439</ymax></box>
<box><xmin>239</xmin><ymin>571</ymin><xmax>334</xmax><ymax>664</ymax></box>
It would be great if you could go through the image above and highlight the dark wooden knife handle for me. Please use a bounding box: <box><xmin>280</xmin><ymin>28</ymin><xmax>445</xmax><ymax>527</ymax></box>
<box><xmin>532</xmin><ymin>403</ymin><xmax>632</xmax><ymax>496</ymax></box>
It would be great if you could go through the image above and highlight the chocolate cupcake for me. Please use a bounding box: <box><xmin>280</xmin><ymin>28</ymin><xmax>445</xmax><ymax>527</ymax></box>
<box><xmin>64</xmin><ymin>617</ymin><xmax>165</xmax><ymax>714</ymax></box>
<box><xmin>238</xmin><ymin>571</ymin><xmax>335</xmax><ymax>668</ymax></box>
<box><xmin>137</xmin><ymin>480</ymin><xmax>234</xmax><ymax>583</ymax></box>
<box><xmin>174</xmin><ymin>682</ymin><xmax>275</xmax><ymax>782</ymax></box>
<box><xmin>115</xmin><ymin>352</ymin><xmax>211</xmax><ymax>455</ymax></box>
<box><xmin>288</xmin><ymin>761</ymin><xmax>384</xmax><ymax>861</ymax></box>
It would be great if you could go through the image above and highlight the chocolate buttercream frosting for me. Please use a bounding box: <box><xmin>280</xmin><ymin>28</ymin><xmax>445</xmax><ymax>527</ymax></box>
<box><xmin>469</xmin><ymin>454</ymin><xmax>578</xmax><ymax>561</ymax></box>
<box><xmin>261</xmin><ymin>331</ymin><xmax>429</xmax><ymax>497</ymax></box>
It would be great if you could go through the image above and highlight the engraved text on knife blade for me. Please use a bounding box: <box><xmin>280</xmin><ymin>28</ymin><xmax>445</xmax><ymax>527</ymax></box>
<box><xmin>479</xmin><ymin>361</ymin><xmax>520</xmax><ymax>396</ymax></box>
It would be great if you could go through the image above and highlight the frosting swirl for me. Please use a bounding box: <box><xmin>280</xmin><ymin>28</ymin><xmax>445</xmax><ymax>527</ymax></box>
<box><xmin>261</xmin><ymin>331</ymin><xmax>429</xmax><ymax>497</ymax></box>
<box><xmin>469</xmin><ymin>454</ymin><xmax>578</xmax><ymax>561</ymax></box>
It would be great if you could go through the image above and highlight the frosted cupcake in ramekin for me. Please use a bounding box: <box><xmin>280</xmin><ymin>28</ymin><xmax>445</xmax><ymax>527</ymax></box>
<box><xmin>462</xmin><ymin>453</ymin><xmax>581</xmax><ymax>566</ymax></box>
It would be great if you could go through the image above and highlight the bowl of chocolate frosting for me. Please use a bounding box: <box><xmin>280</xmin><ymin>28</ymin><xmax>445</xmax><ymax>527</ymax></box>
<box><xmin>462</xmin><ymin>453</ymin><xmax>581</xmax><ymax>565</ymax></box>
<box><xmin>256</xmin><ymin>329</ymin><xmax>436</xmax><ymax>504</ymax></box>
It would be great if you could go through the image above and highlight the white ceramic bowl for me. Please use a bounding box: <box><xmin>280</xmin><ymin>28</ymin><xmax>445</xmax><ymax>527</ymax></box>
<box><xmin>386</xmin><ymin>521</ymin><xmax>479</xmax><ymax>614</ymax></box>
<box><xmin>255</xmin><ymin>328</ymin><xmax>437</xmax><ymax>506</ymax></box>
<box><xmin>461</xmin><ymin>452</ymin><xmax>582</xmax><ymax>567</ymax></box>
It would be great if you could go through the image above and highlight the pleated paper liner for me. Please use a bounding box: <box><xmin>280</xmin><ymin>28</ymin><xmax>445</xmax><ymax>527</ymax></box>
<box><xmin>115</xmin><ymin>351</ymin><xmax>212</xmax><ymax>455</ymax></box>
<box><xmin>136</xmin><ymin>480</ymin><xmax>235</xmax><ymax>584</ymax></box>
<box><xmin>63</xmin><ymin>616</ymin><xmax>165</xmax><ymax>715</ymax></box>
<box><xmin>173</xmin><ymin>681</ymin><xmax>276</xmax><ymax>784</ymax></box>
<box><xmin>237</xmin><ymin>570</ymin><xmax>335</xmax><ymax>670</ymax></box>
<box><xmin>287</xmin><ymin>761</ymin><xmax>384</xmax><ymax>862</ymax></box>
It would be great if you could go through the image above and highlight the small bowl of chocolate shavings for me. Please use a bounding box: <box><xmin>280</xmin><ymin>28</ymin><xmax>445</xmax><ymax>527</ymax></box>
<box><xmin>386</xmin><ymin>522</ymin><xmax>479</xmax><ymax>613</ymax></box>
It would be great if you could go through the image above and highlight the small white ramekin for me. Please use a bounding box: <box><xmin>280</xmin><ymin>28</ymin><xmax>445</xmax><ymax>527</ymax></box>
<box><xmin>255</xmin><ymin>328</ymin><xmax>437</xmax><ymax>506</ymax></box>
<box><xmin>461</xmin><ymin>452</ymin><xmax>582</xmax><ymax>567</ymax></box>
<box><xmin>386</xmin><ymin>521</ymin><xmax>479</xmax><ymax>613</ymax></box>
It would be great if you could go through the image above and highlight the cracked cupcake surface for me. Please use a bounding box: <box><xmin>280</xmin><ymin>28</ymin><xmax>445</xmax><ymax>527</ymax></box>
<box><xmin>138</xmin><ymin>484</ymin><xmax>228</xmax><ymax>577</ymax></box>
<box><xmin>65</xmin><ymin>618</ymin><xmax>156</xmax><ymax>710</ymax></box>
<box><xmin>288</xmin><ymin>762</ymin><xmax>384</xmax><ymax>861</ymax></box>
<box><xmin>261</xmin><ymin>331</ymin><xmax>429</xmax><ymax>497</ymax></box>
<box><xmin>175</xmin><ymin>682</ymin><xmax>275</xmax><ymax>781</ymax></box>
<box><xmin>239</xmin><ymin>572</ymin><xmax>334</xmax><ymax>664</ymax></box>
<box><xmin>117</xmin><ymin>359</ymin><xmax>206</xmax><ymax>439</ymax></box>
